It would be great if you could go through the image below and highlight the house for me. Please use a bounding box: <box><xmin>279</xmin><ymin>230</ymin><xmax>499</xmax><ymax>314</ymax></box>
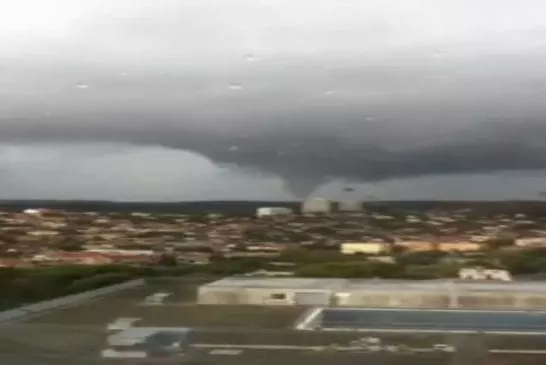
<box><xmin>437</xmin><ymin>242</ymin><xmax>482</xmax><ymax>252</ymax></box>
<box><xmin>341</xmin><ymin>242</ymin><xmax>390</xmax><ymax>255</ymax></box>
<box><xmin>0</xmin><ymin>259</ymin><xmax>32</xmax><ymax>268</ymax></box>
<box><xmin>26</xmin><ymin>230</ymin><xmax>60</xmax><ymax>237</ymax></box>
<box><xmin>396</xmin><ymin>240</ymin><xmax>482</xmax><ymax>253</ymax></box>
<box><xmin>396</xmin><ymin>241</ymin><xmax>434</xmax><ymax>252</ymax></box>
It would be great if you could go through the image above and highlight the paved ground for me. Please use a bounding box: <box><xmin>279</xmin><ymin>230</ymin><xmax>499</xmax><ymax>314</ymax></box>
<box><xmin>489</xmin><ymin>354</ymin><xmax>544</xmax><ymax>365</ymax></box>
<box><xmin>3</xmin><ymin>347</ymin><xmax>543</xmax><ymax>365</ymax></box>
<box><xmin>185</xmin><ymin>348</ymin><xmax>455</xmax><ymax>365</ymax></box>
<box><xmin>0</xmin><ymin>351</ymin><xmax>454</xmax><ymax>365</ymax></box>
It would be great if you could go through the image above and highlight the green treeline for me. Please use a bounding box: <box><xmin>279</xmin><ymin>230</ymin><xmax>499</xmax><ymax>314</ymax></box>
<box><xmin>0</xmin><ymin>260</ymin><xmax>265</xmax><ymax>311</ymax></box>
<box><xmin>3</xmin><ymin>247</ymin><xmax>546</xmax><ymax>310</ymax></box>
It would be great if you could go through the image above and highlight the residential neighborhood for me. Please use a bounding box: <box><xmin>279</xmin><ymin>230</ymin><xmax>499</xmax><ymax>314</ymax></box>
<box><xmin>1</xmin><ymin>199</ymin><xmax>546</xmax><ymax>272</ymax></box>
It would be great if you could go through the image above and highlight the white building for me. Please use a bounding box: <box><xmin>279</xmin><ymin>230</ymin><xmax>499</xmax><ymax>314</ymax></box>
<box><xmin>198</xmin><ymin>277</ymin><xmax>546</xmax><ymax>308</ymax></box>
<box><xmin>516</xmin><ymin>237</ymin><xmax>546</xmax><ymax>246</ymax></box>
<box><xmin>338</xmin><ymin>200</ymin><xmax>363</xmax><ymax>212</ymax></box>
<box><xmin>459</xmin><ymin>268</ymin><xmax>512</xmax><ymax>282</ymax></box>
<box><xmin>86</xmin><ymin>249</ymin><xmax>155</xmax><ymax>256</ymax></box>
<box><xmin>341</xmin><ymin>242</ymin><xmax>389</xmax><ymax>255</ymax></box>
<box><xmin>256</xmin><ymin>207</ymin><xmax>293</xmax><ymax>218</ymax></box>
<box><xmin>301</xmin><ymin>197</ymin><xmax>332</xmax><ymax>214</ymax></box>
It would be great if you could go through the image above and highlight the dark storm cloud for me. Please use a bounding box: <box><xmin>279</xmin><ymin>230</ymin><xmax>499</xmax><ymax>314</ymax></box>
<box><xmin>3</xmin><ymin>111</ymin><xmax>546</xmax><ymax>197</ymax></box>
<box><xmin>2</xmin><ymin>0</ymin><xmax>546</xmax><ymax>197</ymax></box>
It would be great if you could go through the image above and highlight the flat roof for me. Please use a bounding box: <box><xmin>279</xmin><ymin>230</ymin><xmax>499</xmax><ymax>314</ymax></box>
<box><xmin>202</xmin><ymin>277</ymin><xmax>546</xmax><ymax>293</ymax></box>
<box><xmin>203</xmin><ymin>278</ymin><xmax>346</xmax><ymax>290</ymax></box>
<box><xmin>319</xmin><ymin>308</ymin><xmax>546</xmax><ymax>334</ymax></box>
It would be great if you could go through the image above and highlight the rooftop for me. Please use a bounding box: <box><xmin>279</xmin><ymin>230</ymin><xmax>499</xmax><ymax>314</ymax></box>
<box><xmin>1</xmin><ymin>277</ymin><xmax>546</xmax><ymax>365</ymax></box>
<box><xmin>203</xmin><ymin>277</ymin><xmax>546</xmax><ymax>293</ymax></box>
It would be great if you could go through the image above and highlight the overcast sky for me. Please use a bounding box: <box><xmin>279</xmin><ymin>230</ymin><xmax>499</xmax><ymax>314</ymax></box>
<box><xmin>2</xmin><ymin>0</ymin><xmax>546</xmax><ymax>201</ymax></box>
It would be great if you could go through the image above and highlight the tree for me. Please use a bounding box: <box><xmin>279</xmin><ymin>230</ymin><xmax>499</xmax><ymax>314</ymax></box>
<box><xmin>497</xmin><ymin>248</ymin><xmax>546</xmax><ymax>274</ymax></box>
<box><xmin>0</xmin><ymin>234</ymin><xmax>17</xmax><ymax>245</ymax></box>
<box><xmin>295</xmin><ymin>261</ymin><xmax>399</xmax><ymax>278</ymax></box>
<box><xmin>56</xmin><ymin>241</ymin><xmax>83</xmax><ymax>252</ymax></box>
<box><xmin>278</xmin><ymin>248</ymin><xmax>347</xmax><ymax>264</ymax></box>
<box><xmin>483</xmin><ymin>237</ymin><xmax>515</xmax><ymax>250</ymax></box>
<box><xmin>396</xmin><ymin>250</ymin><xmax>445</xmax><ymax>266</ymax></box>
<box><xmin>209</xmin><ymin>251</ymin><xmax>225</xmax><ymax>262</ymax></box>
<box><xmin>278</xmin><ymin>247</ymin><xmax>311</xmax><ymax>263</ymax></box>
<box><xmin>391</xmin><ymin>245</ymin><xmax>408</xmax><ymax>256</ymax></box>
<box><xmin>401</xmin><ymin>265</ymin><xmax>438</xmax><ymax>279</ymax></box>
<box><xmin>186</xmin><ymin>214</ymin><xmax>209</xmax><ymax>223</ymax></box>
<box><xmin>66</xmin><ymin>273</ymin><xmax>132</xmax><ymax>294</ymax></box>
<box><xmin>158</xmin><ymin>253</ymin><xmax>178</xmax><ymax>266</ymax></box>
<box><xmin>244</xmin><ymin>228</ymin><xmax>269</xmax><ymax>242</ymax></box>
<box><xmin>306</xmin><ymin>226</ymin><xmax>336</xmax><ymax>235</ymax></box>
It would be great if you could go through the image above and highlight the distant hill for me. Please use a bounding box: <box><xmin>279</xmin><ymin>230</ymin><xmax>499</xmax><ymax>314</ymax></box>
<box><xmin>1</xmin><ymin>199</ymin><xmax>546</xmax><ymax>216</ymax></box>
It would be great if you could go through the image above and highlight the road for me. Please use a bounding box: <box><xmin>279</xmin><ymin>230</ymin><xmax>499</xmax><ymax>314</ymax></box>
<box><xmin>2</xmin><ymin>344</ymin><xmax>545</xmax><ymax>365</ymax></box>
<box><xmin>190</xmin><ymin>343</ymin><xmax>546</xmax><ymax>354</ymax></box>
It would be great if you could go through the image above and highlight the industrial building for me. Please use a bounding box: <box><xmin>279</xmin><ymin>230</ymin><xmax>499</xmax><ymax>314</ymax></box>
<box><xmin>256</xmin><ymin>207</ymin><xmax>293</xmax><ymax>218</ymax></box>
<box><xmin>301</xmin><ymin>197</ymin><xmax>332</xmax><ymax>214</ymax></box>
<box><xmin>197</xmin><ymin>277</ymin><xmax>546</xmax><ymax>309</ymax></box>
<box><xmin>337</xmin><ymin>200</ymin><xmax>363</xmax><ymax>212</ymax></box>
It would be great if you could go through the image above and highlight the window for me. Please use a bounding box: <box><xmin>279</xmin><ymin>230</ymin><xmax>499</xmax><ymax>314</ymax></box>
<box><xmin>270</xmin><ymin>293</ymin><xmax>286</xmax><ymax>300</ymax></box>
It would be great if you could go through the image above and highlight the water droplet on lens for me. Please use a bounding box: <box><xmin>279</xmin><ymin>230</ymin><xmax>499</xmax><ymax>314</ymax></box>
<box><xmin>244</xmin><ymin>54</ymin><xmax>256</xmax><ymax>62</ymax></box>
<box><xmin>229</xmin><ymin>83</ymin><xmax>243</xmax><ymax>91</ymax></box>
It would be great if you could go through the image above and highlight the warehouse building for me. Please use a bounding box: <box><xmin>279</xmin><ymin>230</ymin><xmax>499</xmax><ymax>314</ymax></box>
<box><xmin>256</xmin><ymin>207</ymin><xmax>293</xmax><ymax>218</ymax></box>
<box><xmin>198</xmin><ymin>278</ymin><xmax>341</xmax><ymax>306</ymax></box>
<box><xmin>301</xmin><ymin>197</ymin><xmax>332</xmax><ymax>214</ymax></box>
<box><xmin>197</xmin><ymin>277</ymin><xmax>546</xmax><ymax>309</ymax></box>
<box><xmin>337</xmin><ymin>200</ymin><xmax>363</xmax><ymax>212</ymax></box>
